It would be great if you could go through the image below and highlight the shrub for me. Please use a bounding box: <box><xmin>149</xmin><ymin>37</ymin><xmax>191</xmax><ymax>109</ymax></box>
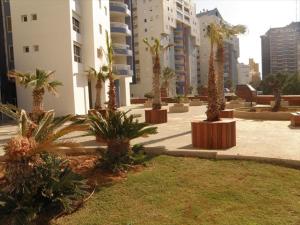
<box><xmin>0</xmin><ymin>153</ymin><xmax>88</xmax><ymax>225</ymax></box>
<box><xmin>88</xmin><ymin>110</ymin><xmax>157</xmax><ymax>172</ymax></box>
<box><xmin>144</xmin><ymin>92</ymin><xmax>154</xmax><ymax>99</ymax></box>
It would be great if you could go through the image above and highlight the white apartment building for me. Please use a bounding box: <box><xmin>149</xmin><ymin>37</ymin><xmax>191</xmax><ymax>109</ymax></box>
<box><xmin>10</xmin><ymin>0</ymin><xmax>132</xmax><ymax>116</ymax></box>
<box><xmin>110</xmin><ymin>0</ymin><xmax>133</xmax><ymax>106</ymax></box>
<box><xmin>130</xmin><ymin>0</ymin><xmax>200</xmax><ymax>97</ymax></box>
<box><xmin>197</xmin><ymin>8</ymin><xmax>240</xmax><ymax>89</ymax></box>
<box><xmin>237</xmin><ymin>63</ymin><xmax>251</xmax><ymax>85</ymax></box>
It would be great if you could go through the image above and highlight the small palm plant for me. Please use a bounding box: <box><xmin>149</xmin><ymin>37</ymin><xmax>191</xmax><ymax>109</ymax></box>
<box><xmin>88</xmin><ymin>110</ymin><xmax>157</xmax><ymax>172</ymax></box>
<box><xmin>8</xmin><ymin>69</ymin><xmax>62</xmax><ymax>122</ymax></box>
<box><xmin>215</xmin><ymin>22</ymin><xmax>246</xmax><ymax>110</ymax></box>
<box><xmin>86</xmin><ymin>66</ymin><xmax>108</xmax><ymax>111</ymax></box>
<box><xmin>143</xmin><ymin>38</ymin><xmax>173</xmax><ymax>110</ymax></box>
<box><xmin>161</xmin><ymin>67</ymin><xmax>175</xmax><ymax>97</ymax></box>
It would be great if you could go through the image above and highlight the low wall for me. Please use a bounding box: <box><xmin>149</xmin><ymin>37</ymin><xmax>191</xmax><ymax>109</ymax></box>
<box><xmin>131</xmin><ymin>96</ymin><xmax>208</xmax><ymax>104</ymax></box>
<box><xmin>255</xmin><ymin>95</ymin><xmax>300</xmax><ymax>106</ymax></box>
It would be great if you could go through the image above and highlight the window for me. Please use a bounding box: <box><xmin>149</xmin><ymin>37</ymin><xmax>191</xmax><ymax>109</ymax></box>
<box><xmin>21</xmin><ymin>15</ymin><xmax>28</xmax><ymax>22</ymax></box>
<box><xmin>73</xmin><ymin>44</ymin><xmax>81</xmax><ymax>63</ymax></box>
<box><xmin>144</xmin><ymin>28</ymin><xmax>147</xmax><ymax>32</ymax></box>
<box><xmin>6</xmin><ymin>16</ymin><xmax>12</xmax><ymax>32</ymax></box>
<box><xmin>99</xmin><ymin>0</ymin><xmax>101</xmax><ymax>8</ymax></box>
<box><xmin>72</xmin><ymin>17</ymin><xmax>80</xmax><ymax>33</ymax></box>
<box><xmin>31</xmin><ymin>14</ymin><xmax>37</xmax><ymax>21</ymax></box>
<box><xmin>9</xmin><ymin>46</ymin><xmax>14</xmax><ymax>61</ymax></box>
<box><xmin>23</xmin><ymin>46</ymin><xmax>29</xmax><ymax>53</ymax></box>
<box><xmin>144</xmin><ymin>19</ymin><xmax>147</xmax><ymax>22</ymax></box>
<box><xmin>97</xmin><ymin>48</ymin><xmax>102</xmax><ymax>58</ymax></box>
<box><xmin>104</xmin><ymin>6</ymin><xmax>107</xmax><ymax>15</ymax></box>
<box><xmin>99</xmin><ymin>24</ymin><xmax>102</xmax><ymax>34</ymax></box>
<box><xmin>33</xmin><ymin>45</ymin><xmax>39</xmax><ymax>52</ymax></box>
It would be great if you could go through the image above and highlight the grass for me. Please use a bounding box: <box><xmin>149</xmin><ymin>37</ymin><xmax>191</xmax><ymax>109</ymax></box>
<box><xmin>56</xmin><ymin>156</ymin><xmax>300</xmax><ymax>225</ymax></box>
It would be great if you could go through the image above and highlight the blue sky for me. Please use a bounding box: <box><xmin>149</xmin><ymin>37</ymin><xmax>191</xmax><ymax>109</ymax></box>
<box><xmin>195</xmin><ymin>0</ymin><xmax>299</xmax><ymax>72</ymax></box>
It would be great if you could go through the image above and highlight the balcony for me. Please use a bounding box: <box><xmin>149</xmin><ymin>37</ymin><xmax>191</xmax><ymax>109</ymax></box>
<box><xmin>113</xmin><ymin>64</ymin><xmax>133</xmax><ymax>77</ymax></box>
<box><xmin>112</xmin><ymin>44</ymin><xmax>132</xmax><ymax>56</ymax></box>
<box><xmin>110</xmin><ymin>22</ymin><xmax>131</xmax><ymax>36</ymax></box>
<box><xmin>110</xmin><ymin>1</ymin><xmax>131</xmax><ymax>17</ymax></box>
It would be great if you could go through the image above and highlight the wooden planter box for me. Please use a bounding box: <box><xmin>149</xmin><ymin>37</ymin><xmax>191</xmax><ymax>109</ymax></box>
<box><xmin>169</xmin><ymin>103</ymin><xmax>189</xmax><ymax>113</ymax></box>
<box><xmin>145</xmin><ymin>109</ymin><xmax>167</xmax><ymax>124</ymax></box>
<box><xmin>220</xmin><ymin>109</ymin><xmax>234</xmax><ymax>118</ymax></box>
<box><xmin>291</xmin><ymin>113</ymin><xmax>300</xmax><ymax>127</ymax></box>
<box><xmin>191</xmin><ymin>120</ymin><xmax>236</xmax><ymax>149</ymax></box>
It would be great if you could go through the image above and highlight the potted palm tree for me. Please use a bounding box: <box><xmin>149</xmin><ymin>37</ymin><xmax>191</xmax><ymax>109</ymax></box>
<box><xmin>86</xmin><ymin>66</ymin><xmax>108</xmax><ymax>115</ymax></box>
<box><xmin>8</xmin><ymin>69</ymin><xmax>62</xmax><ymax>122</ymax></box>
<box><xmin>215</xmin><ymin>22</ymin><xmax>246</xmax><ymax>118</ymax></box>
<box><xmin>161</xmin><ymin>67</ymin><xmax>175</xmax><ymax>97</ymax></box>
<box><xmin>169</xmin><ymin>95</ymin><xmax>189</xmax><ymax>113</ymax></box>
<box><xmin>191</xmin><ymin>23</ymin><xmax>238</xmax><ymax>149</ymax></box>
<box><xmin>143</xmin><ymin>38</ymin><xmax>172</xmax><ymax>124</ymax></box>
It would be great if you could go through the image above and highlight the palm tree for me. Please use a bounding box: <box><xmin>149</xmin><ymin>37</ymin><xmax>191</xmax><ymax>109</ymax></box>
<box><xmin>105</xmin><ymin>32</ymin><xmax>117</xmax><ymax>111</ymax></box>
<box><xmin>86</xmin><ymin>66</ymin><xmax>108</xmax><ymax>111</ymax></box>
<box><xmin>206</xmin><ymin>23</ymin><xmax>221</xmax><ymax>122</ymax></box>
<box><xmin>161</xmin><ymin>67</ymin><xmax>175</xmax><ymax>97</ymax></box>
<box><xmin>215</xmin><ymin>23</ymin><xmax>246</xmax><ymax>110</ymax></box>
<box><xmin>8</xmin><ymin>69</ymin><xmax>62</xmax><ymax>121</ymax></box>
<box><xmin>143</xmin><ymin>38</ymin><xmax>172</xmax><ymax>110</ymax></box>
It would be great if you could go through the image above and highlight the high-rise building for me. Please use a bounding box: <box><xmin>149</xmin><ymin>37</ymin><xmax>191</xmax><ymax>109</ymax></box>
<box><xmin>261</xmin><ymin>22</ymin><xmax>300</xmax><ymax>79</ymax></box>
<box><xmin>9</xmin><ymin>0</ymin><xmax>132</xmax><ymax>116</ymax></box>
<box><xmin>130</xmin><ymin>0</ymin><xmax>200</xmax><ymax>97</ymax></box>
<box><xmin>0</xmin><ymin>0</ymin><xmax>16</xmax><ymax>108</ymax></box>
<box><xmin>197</xmin><ymin>8</ymin><xmax>240</xmax><ymax>89</ymax></box>
<box><xmin>110</xmin><ymin>0</ymin><xmax>133</xmax><ymax>106</ymax></box>
<box><xmin>249</xmin><ymin>58</ymin><xmax>261</xmax><ymax>86</ymax></box>
<box><xmin>237</xmin><ymin>63</ymin><xmax>250</xmax><ymax>85</ymax></box>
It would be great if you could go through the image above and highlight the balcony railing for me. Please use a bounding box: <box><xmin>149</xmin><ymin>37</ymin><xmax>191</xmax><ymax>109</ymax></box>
<box><xmin>112</xmin><ymin>44</ymin><xmax>132</xmax><ymax>56</ymax></box>
<box><xmin>113</xmin><ymin>64</ymin><xmax>133</xmax><ymax>76</ymax></box>
<box><xmin>110</xmin><ymin>22</ymin><xmax>131</xmax><ymax>36</ymax></box>
<box><xmin>110</xmin><ymin>1</ymin><xmax>131</xmax><ymax>16</ymax></box>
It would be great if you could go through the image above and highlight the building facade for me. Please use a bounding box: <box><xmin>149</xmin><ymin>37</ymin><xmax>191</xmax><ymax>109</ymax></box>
<box><xmin>197</xmin><ymin>8</ymin><xmax>240</xmax><ymax>90</ymax></box>
<box><xmin>249</xmin><ymin>58</ymin><xmax>261</xmax><ymax>86</ymax></box>
<box><xmin>130</xmin><ymin>0</ymin><xmax>200</xmax><ymax>97</ymax></box>
<box><xmin>110</xmin><ymin>0</ymin><xmax>133</xmax><ymax>106</ymax></box>
<box><xmin>261</xmin><ymin>22</ymin><xmax>300</xmax><ymax>79</ymax></box>
<box><xmin>237</xmin><ymin>63</ymin><xmax>250</xmax><ymax>85</ymax></box>
<box><xmin>9</xmin><ymin>0</ymin><xmax>133</xmax><ymax>116</ymax></box>
<box><xmin>0</xmin><ymin>0</ymin><xmax>16</xmax><ymax>108</ymax></box>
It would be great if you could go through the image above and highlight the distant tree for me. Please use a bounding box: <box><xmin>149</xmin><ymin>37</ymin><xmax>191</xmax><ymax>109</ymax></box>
<box><xmin>161</xmin><ymin>67</ymin><xmax>175</xmax><ymax>97</ymax></box>
<box><xmin>260</xmin><ymin>73</ymin><xmax>289</xmax><ymax>112</ymax></box>
<box><xmin>282</xmin><ymin>73</ymin><xmax>300</xmax><ymax>95</ymax></box>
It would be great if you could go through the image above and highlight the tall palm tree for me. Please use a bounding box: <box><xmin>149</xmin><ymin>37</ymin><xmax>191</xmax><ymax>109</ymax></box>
<box><xmin>86</xmin><ymin>66</ymin><xmax>108</xmax><ymax>111</ymax></box>
<box><xmin>105</xmin><ymin>32</ymin><xmax>117</xmax><ymax>111</ymax></box>
<box><xmin>206</xmin><ymin>23</ymin><xmax>221</xmax><ymax>122</ymax></box>
<box><xmin>8</xmin><ymin>69</ymin><xmax>62</xmax><ymax>121</ymax></box>
<box><xmin>215</xmin><ymin>23</ymin><xmax>246</xmax><ymax>110</ymax></box>
<box><xmin>161</xmin><ymin>67</ymin><xmax>175</xmax><ymax>97</ymax></box>
<box><xmin>143</xmin><ymin>38</ymin><xmax>172</xmax><ymax>110</ymax></box>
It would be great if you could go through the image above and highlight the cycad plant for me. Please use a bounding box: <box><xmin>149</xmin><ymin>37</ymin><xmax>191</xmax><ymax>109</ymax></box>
<box><xmin>86</xmin><ymin>66</ymin><xmax>108</xmax><ymax>111</ymax></box>
<box><xmin>8</xmin><ymin>69</ymin><xmax>62</xmax><ymax>121</ymax></box>
<box><xmin>88</xmin><ymin>110</ymin><xmax>157</xmax><ymax>172</ymax></box>
<box><xmin>161</xmin><ymin>67</ymin><xmax>175</xmax><ymax>97</ymax></box>
<box><xmin>143</xmin><ymin>38</ymin><xmax>173</xmax><ymax>110</ymax></box>
<box><xmin>215</xmin><ymin>22</ymin><xmax>246</xmax><ymax>110</ymax></box>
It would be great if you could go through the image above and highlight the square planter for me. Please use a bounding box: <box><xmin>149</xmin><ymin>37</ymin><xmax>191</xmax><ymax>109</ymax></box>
<box><xmin>169</xmin><ymin>103</ymin><xmax>189</xmax><ymax>113</ymax></box>
<box><xmin>220</xmin><ymin>109</ymin><xmax>234</xmax><ymax>118</ymax></box>
<box><xmin>191</xmin><ymin>120</ymin><xmax>236</xmax><ymax>149</ymax></box>
<box><xmin>291</xmin><ymin>113</ymin><xmax>300</xmax><ymax>127</ymax></box>
<box><xmin>145</xmin><ymin>109</ymin><xmax>168</xmax><ymax>124</ymax></box>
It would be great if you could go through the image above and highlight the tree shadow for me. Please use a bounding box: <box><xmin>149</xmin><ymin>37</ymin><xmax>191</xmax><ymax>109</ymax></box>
<box><xmin>139</xmin><ymin>131</ymin><xmax>191</xmax><ymax>146</ymax></box>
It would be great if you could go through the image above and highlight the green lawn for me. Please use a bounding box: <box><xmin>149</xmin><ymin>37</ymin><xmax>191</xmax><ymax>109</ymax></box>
<box><xmin>57</xmin><ymin>156</ymin><xmax>300</xmax><ymax>225</ymax></box>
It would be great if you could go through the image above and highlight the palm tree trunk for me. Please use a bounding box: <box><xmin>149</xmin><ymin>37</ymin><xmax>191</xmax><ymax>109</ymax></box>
<box><xmin>216</xmin><ymin>43</ymin><xmax>226</xmax><ymax>110</ymax></box>
<box><xmin>107</xmin><ymin>70</ymin><xmax>117</xmax><ymax>111</ymax></box>
<box><xmin>32</xmin><ymin>88</ymin><xmax>45</xmax><ymax>121</ymax></box>
<box><xmin>272</xmin><ymin>88</ymin><xmax>281</xmax><ymax>112</ymax></box>
<box><xmin>95</xmin><ymin>79</ymin><xmax>102</xmax><ymax>111</ymax></box>
<box><xmin>206</xmin><ymin>41</ymin><xmax>220</xmax><ymax>122</ymax></box>
<box><xmin>152</xmin><ymin>55</ymin><xmax>162</xmax><ymax>110</ymax></box>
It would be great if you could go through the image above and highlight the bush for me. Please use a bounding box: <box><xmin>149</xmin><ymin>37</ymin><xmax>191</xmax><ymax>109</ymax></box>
<box><xmin>144</xmin><ymin>92</ymin><xmax>154</xmax><ymax>99</ymax></box>
<box><xmin>88</xmin><ymin>111</ymin><xmax>157</xmax><ymax>173</ymax></box>
<box><xmin>0</xmin><ymin>153</ymin><xmax>89</xmax><ymax>225</ymax></box>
